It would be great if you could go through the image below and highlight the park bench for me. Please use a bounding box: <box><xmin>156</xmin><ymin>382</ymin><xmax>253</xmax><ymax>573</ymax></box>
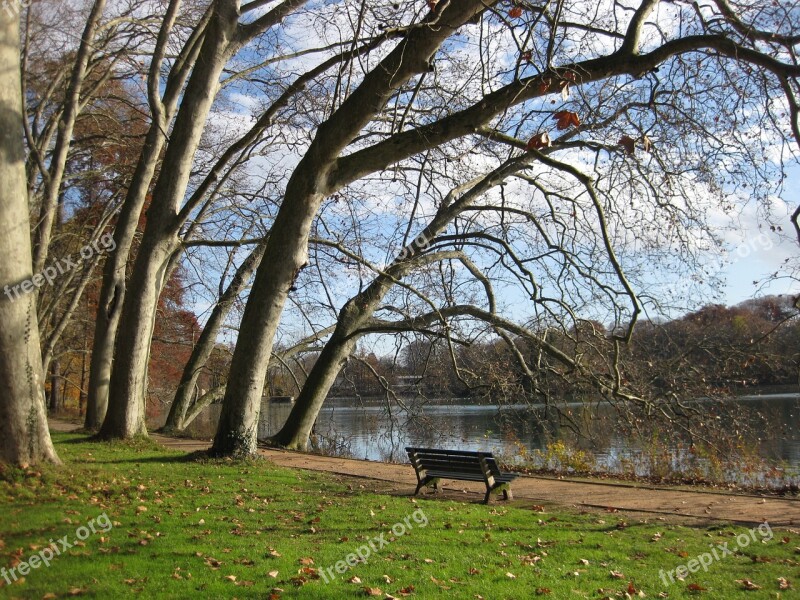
<box><xmin>405</xmin><ymin>447</ymin><xmax>518</xmax><ymax>504</ymax></box>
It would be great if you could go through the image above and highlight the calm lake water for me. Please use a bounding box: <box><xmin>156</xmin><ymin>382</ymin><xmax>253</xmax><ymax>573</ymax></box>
<box><xmin>186</xmin><ymin>393</ymin><xmax>800</xmax><ymax>486</ymax></box>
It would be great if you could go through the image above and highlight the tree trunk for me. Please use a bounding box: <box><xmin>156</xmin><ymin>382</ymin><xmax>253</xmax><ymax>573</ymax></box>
<box><xmin>211</xmin><ymin>189</ymin><xmax>318</xmax><ymax>456</ymax></box>
<box><xmin>0</xmin><ymin>12</ymin><xmax>60</xmax><ymax>465</ymax></box>
<box><xmin>48</xmin><ymin>360</ymin><xmax>60</xmax><ymax>414</ymax></box>
<box><xmin>270</xmin><ymin>303</ymin><xmax>363</xmax><ymax>449</ymax></box>
<box><xmin>84</xmin><ymin>126</ymin><xmax>169</xmax><ymax>429</ymax></box>
<box><xmin>79</xmin><ymin>340</ymin><xmax>87</xmax><ymax>417</ymax></box>
<box><xmin>272</xmin><ymin>160</ymin><xmax>524</xmax><ymax>448</ymax></box>
<box><xmin>270</xmin><ymin>251</ymin><xmax>446</xmax><ymax>449</ymax></box>
<box><xmin>162</xmin><ymin>243</ymin><xmax>266</xmax><ymax>432</ymax></box>
<box><xmin>32</xmin><ymin>0</ymin><xmax>107</xmax><ymax>274</ymax></box>
<box><xmin>99</xmin><ymin>5</ymin><xmax>239</xmax><ymax>439</ymax></box>
<box><xmin>85</xmin><ymin>0</ymin><xmax>206</xmax><ymax>429</ymax></box>
<box><xmin>97</xmin><ymin>237</ymin><xmax>174</xmax><ymax>439</ymax></box>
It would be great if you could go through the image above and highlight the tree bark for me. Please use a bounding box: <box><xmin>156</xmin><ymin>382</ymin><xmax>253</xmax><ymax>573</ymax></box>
<box><xmin>270</xmin><ymin>302</ymin><xmax>364</xmax><ymax>449</ymax></box>
<box><xmin>162</xmin><ymin>243</ymin><xmax>266</xmax><ymax>432</ymax></box>
<box><xmin>0</xmin><ymin>12</ymin><xmax>60</xmax><ymax>465</ymax></box>
<box><xmin>98</xmin><ymin>237</ymin><xmax>175</xmax><ymax>439</ymax></box>
<box><xmin>212</xmin><ymin>0</ymin><xmax>492</xmax><ymax>457</ymax></box>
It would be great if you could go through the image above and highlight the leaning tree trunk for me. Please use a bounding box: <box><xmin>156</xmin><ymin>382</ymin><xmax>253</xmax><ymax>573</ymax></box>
<box><xmin>31</xmin><ymin>0</ymin><xmax>107</xmax><ymax>274</ymax></box>
<box><xmin>162</xmin><ymin>243</ymin><xmax>266</xmax><ymax>432</ymax></box>
<box><xmin>211</xmin><ymin>0</ymin><xmax>490</xmax><ymax>458</ymax></box>
<box><xmin>97</xmin><ymin>237</ymin><xmax>175</xmax><ymax>439</ymax></box>
<box><xmin>85</xmin><ymin>0</ymin><xmax>203</xmax><ymax>429</ymax></box>
<box><xmin>99</xmin><ymin>6</ymin><xmax>239</xmax><ymax>440</ymax></box>
<box><xmin>211</xmin><ymin>184</ymin><xmax>320</xmax><ymax>456</ymax></box>
<box><xmin>0</xmin><ymin>13</ymin><xmax>60</xmax><ymax>465</ymax></box>
<box><xmin>270</xmin><ymin>302</ymin><xmax>364</xmax><ymax>449</ymax></box>
<box><xmin>270</xmin><ymin>250</ymin><xmax>456</xmax><ymax>449</ymax></box>
<box><xmin>85</xmin><ymin>126</ymin><xmax>169</xmax><ymax>429</ymax></box>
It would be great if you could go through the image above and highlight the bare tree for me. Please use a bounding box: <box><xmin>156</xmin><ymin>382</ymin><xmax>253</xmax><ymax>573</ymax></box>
<box><xmin>211</xmin><ymin>0</ymin><xmax>495</xmax><ymax>456</ymax></box>
<box><xmin>212</xmin><ymin>0</ymin><xmax>800</xmax><ymax>456</ymax></box>
<box><xmin>271</xmin><ymin>159</ymin><xmax>532</xmax><ymax>449</ymax></box>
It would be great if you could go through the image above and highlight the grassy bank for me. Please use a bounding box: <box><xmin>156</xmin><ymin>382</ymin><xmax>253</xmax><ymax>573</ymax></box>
<box><xmin>0</xmin><ymin>433</ymin><xmax>797</xmax><ymax>598</ymax></box>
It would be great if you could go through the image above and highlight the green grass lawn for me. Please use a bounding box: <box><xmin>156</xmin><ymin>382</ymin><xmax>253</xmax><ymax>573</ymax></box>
<box><xmin>0</xmin><ymin>432</ymin><xmax>797</xmax><ymax>599</ymax></box>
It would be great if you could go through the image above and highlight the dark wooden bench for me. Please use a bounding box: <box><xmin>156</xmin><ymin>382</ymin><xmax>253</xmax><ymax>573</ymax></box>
<box><xmin>406</xmin><ymin>447</ymin><xmax>518</xmax><ymax>504</ymax></box>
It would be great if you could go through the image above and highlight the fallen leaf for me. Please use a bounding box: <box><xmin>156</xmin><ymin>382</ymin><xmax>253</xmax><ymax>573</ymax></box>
<box><xmin>224</xmin><ymin>575</ymin><xmax>237</xmax><ymax>582</ymax></box>
<box><xmin>735</xmin><ymin>579</ymin><xmax>761</xmax><ymax>591</ymax></box>
<box><xmin>347</xmin><ymin>576</ymin><xmax>362</xmax><ymax>584</ymax></box>
<box><xmin>610</xmin><ymin>570</ymin><xmax>625</xmax><ymax>579</ymax></box>
<box><xmin>364</xmin><ymin>587</ymin><xmax>382</xmax><ymax>596</ymax></box>
<box><xmin>397</xmin><ymin>585</ymin><xmax>415</xmax><ymax>595</ymax></box>
<box><xmin>778</xmin><ymin>577</ymin><xmax>791</xmax><ymax>590</ymax></box>
<box><xmin>268</xmin><ymin>570</ymin><xmax>279</xmax><ymax>578</ymax></box>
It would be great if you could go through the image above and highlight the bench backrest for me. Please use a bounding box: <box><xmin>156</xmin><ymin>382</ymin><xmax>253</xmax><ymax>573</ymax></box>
<box><xmin>406</xmin><ymin>447</ymin><xmax>496</xmax><ymax>480</ymax></box>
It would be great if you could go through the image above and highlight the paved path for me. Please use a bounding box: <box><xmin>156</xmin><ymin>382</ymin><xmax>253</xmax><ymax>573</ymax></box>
<box><xmin>50</xmin><ymin>420</ymin><xmax>800</xmax><ymax>526</ymax></box>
